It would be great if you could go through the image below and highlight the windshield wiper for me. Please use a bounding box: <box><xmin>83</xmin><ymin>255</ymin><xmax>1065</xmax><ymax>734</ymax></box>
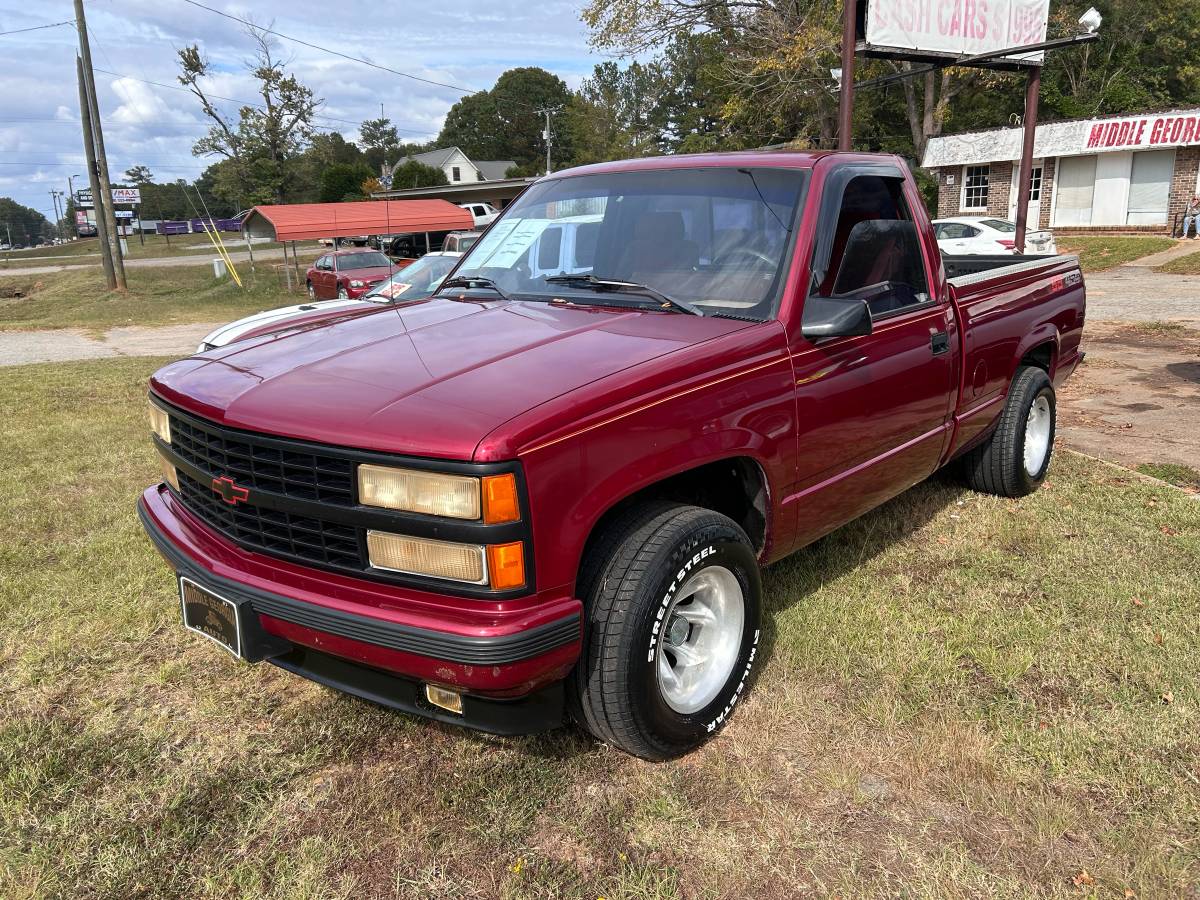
<box><xmin>543</xmin><ymin>274</ymin><xmax>703</xmax><ymax>316</ymax></box>
<box><xmin>439</xmin><ymin>275</ymin><xmax>512</xmax><ymax>302</ymax></box>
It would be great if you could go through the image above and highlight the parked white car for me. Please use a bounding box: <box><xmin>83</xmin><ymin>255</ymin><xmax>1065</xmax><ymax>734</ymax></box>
<box><xmin>933</xmin><ymin>217</ymin><xmax>1057</xmax><ymax>255</ymax></box>
<box><xmin>196</xmin><ymin>251</ymin><xmax>462</xmax><ymax>351</ymax></box>
<box><xmin>458</xmin><ymin>203</ymin><xmax>499</xmax><ymax>227</ymax></box>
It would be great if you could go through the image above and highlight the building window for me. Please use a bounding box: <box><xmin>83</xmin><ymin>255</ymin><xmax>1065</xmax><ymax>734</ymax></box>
<box><xmin>962</xmin><ymin>165</ymin><xmax>990</xmax><ymax>210</ymax></box>
<box><xmin>452</xmin><ymin>166</ymin><xmax>461</xmax><ymax>182</ymax></box>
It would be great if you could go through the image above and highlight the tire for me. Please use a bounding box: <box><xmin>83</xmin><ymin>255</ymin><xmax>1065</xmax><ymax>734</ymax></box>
<box><xmin>569</xmin><ymin>503</ymin><xmax>763</xmax><ymax>760</ymax></box>
<box><xmin>337</xmin><ymin>286</ymin><xmax>349</xmax><ymax>299</ymax></box>
<box><xmin>963</xmin><ymin>365</ymin><xmax>1056</xmax><ymax>497</ymax></box>
<box><xmin>306</xmin><ymin>281</ymin><xmax>315</xmax><ymax>300</ymax></box>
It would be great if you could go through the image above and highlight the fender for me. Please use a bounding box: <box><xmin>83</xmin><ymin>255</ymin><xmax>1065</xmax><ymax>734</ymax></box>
<box><xmin>1011</xmin><ymin>324</ymin><xmax>1060</xmax><ymax>380</ymax></box>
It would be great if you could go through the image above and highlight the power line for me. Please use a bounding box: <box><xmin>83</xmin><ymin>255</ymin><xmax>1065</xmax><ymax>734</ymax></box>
<box><xmin>90</xmin><ymin>67</ymin><xmax>432</xmax><ymax>134</ymax></box>
<box><xmin>178</xmin><ymin>0</ymin><xmax>479</xmax><ymax>95</ymax></box>
<box><xmin>0</xmin><ymin>20</ymin><xmax>74</xmax><ymax>37</ymax></box>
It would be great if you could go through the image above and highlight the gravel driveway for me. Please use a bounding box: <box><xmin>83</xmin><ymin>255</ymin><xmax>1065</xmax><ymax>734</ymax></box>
<box><xmin>0</xmin><ymin>323</ymin><xmax>219</xmax><ymax>367</ymax></box>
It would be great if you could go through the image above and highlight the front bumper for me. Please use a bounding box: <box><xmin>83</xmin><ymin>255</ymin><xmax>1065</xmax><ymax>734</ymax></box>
<box><xmin>138</xmin><ymin>484</ymin><xmax>581</xmax><ymax>732</ymax></box>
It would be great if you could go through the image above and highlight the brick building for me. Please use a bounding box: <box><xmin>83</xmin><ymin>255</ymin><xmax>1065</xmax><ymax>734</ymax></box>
<box><xmin>923</xmin><ymin>109</ymin><xmax>1200</xmax><ymax>233</ymax></box>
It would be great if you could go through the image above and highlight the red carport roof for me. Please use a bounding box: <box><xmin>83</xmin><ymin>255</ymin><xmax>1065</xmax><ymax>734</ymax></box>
<box><xmin>242</xmin><ymin>199</ymin><xmax>473</xmax><ymax>242</ymax></box>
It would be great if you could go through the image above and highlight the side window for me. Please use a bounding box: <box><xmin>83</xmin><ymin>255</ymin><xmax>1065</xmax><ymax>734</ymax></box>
<box><xmin>820</xmin><ymin>175</ymin><xmax>931</xmax><ymax>318</ymax></box>
<box><xmin>537</xmin><ymin>226</ymin><xmax>563</xmax><ymax>271</ymax></box>
<box><xmin>963</xmin><ymin>225</ymin><xmax>981</xmax><ymax>237</ymax></box>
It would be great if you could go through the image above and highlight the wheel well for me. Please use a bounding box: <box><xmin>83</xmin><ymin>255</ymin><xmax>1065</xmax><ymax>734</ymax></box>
<box><xmin>582</xmin><ymin>458</ymin><xmax>769</xmax><ymax>566</ymax></box>
<box><xmin>1020</xmin><ymin>341</ymin><xmax>1055</xmax><ymax>375</ymax></box>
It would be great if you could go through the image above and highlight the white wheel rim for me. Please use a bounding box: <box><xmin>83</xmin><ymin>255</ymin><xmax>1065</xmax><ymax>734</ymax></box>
<box><xmin>656</xmin><ymin>565</ymin><xmax>745</xmax><ymax>714</ymax></box>
<box><xmin>1023</xmin><ymin>394</ymin><xmax>1052</xmax><ymax>477</ymax></box>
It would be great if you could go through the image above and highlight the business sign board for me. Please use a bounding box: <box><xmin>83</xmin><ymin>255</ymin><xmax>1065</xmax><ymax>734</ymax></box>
<box><xmin>864</xmin><ymin>0</ymin><xmax>1050</xmax><ymax>64</ymax></box>
<box><xmin>114</xmin><ymin>210</ymin><xmax>135</xmax><ymax>219</ymax></box>
<box><xmin>74</xmin><ymin>187</ymin><xmax>141</xmax><ymax>207</ymax></box>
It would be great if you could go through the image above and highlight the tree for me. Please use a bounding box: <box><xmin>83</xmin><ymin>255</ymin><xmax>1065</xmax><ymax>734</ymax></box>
<box><xmin>123</xmin><ymin>165</ymin><xmax>155</xmax><ymax>185</ymax></box>
<box><xmin>387</xmin><ymin>159</ymin><xmax>449</xmax><ymax>189</ymax></box>
<box><xmin>319</xmin><ymin>162</ymin><xmax>376</xmax><ymax>202</ymax></box>
<box><xmin>0</xmin><ymin>198</ymin><xmax>50</xmax><ymax>244</ymax></box>
<box><xmin>569</xmin><ymin>61</ymin><xmax>666</xmax><ymax>164</ymax></box>
<box><xmin>438</xmin><ymin>68</ymin><xmax>575</xmax><ymax>170</ymax></box>
<box><xmin>178</xmin><ymin>23</ymin><xmax>322</xmax><ymax>205</ymax></box>
<box><xmin>360</xmin><ymin>117</ymin><xmax>400</xmax><ymax>173</ymax></box>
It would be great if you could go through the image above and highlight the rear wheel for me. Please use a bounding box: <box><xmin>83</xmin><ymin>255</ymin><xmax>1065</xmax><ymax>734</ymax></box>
<box><xmin>963</xmin><ymin>365</ymin><xmax>1056</xmax><ymax>497</ymax></box>
<box><xmin>569</xmin><ymin>503</ymin><xmax>763</xmax><ymax>760</ymax></box>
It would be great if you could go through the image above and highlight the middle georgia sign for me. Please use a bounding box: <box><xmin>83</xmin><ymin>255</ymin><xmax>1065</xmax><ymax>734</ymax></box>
<box><xmin>1084</xmin><ymin>113</ymin><xmax>1200</xmax><ymax>152</ymax></box>
<box><xmin>865</xmin><ymin>0</ymin><xmax>1050</xmax><ymax>63</ymax></box>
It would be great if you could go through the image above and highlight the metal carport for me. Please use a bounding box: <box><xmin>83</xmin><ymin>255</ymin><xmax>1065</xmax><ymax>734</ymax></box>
<box><xmin>241</xmin><ymin>200</ymin><xmax>474</xmax><ymax>287</ymax></box>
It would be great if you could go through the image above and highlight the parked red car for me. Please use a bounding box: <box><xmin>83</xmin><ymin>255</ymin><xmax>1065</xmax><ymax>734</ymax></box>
<box><xmin>306</xmin><ymin>249</ymin><xmax>404</xmax><ymax>299</ymax></box>
<box><xmin>140</xmin><ymin>151</ymin><xmax>1084</xmax><ymax>759</ymax></box>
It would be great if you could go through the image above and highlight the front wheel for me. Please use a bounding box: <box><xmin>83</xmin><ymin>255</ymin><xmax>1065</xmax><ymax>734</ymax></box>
<box><xmin>306</xmin><ymin>281</ymin><xmax>316</xmax><ymax>300</ymax></box>
<box><xmin>569</xmin><ymin>503</ymin><xmax>763</xmax><ymax>760</ymax></box>
<box><xmin>337</xmin><ymin>286</ymin><xmax>349</xmax><ymax>299</ymax></box>
<box><xmin>963</xmin><ymin>365</ymin><xmax>1056</xmax><ymax>497</ymax></box>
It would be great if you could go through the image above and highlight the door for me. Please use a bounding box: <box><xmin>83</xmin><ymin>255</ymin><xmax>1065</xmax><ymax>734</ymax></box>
<box><xmin>313</xmin><ymin>256</ymin><xmax>335</xmax><ymax>298</ymax></box>
<box><xmin>1127</xmin><ymin>150</ymin><xmax>1174</xmax><ymax>225</ymax></box>
<box><xmin>789</xmin><ymin>170</ymin><xmax>955</xmax><ymax>548</ymax></box>
<box><xmin>1053</xmin><ymin>155</ymin><xmax>1097</xmax><ymax>227</ymax></box>
<box><xmin>934</xmin><ymin>221</ymin><xmax>982</xmax><ymax>254</ymax></box>
<box><xmin>1009</xmin><ymin>159</ymin><xmax>1044</xmax><ymax>226</ymax></box>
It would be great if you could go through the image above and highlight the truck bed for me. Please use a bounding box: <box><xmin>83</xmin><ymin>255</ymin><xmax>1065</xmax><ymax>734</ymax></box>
<box><xmin>941</xmin><ymin>252</ymin><xmax>1058</xmax><ymax>281</ymax></box>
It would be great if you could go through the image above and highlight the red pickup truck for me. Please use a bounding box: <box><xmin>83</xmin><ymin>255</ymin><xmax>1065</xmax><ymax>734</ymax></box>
<box><xmin>139</xmin><ymin>151</ymin><xmax>1084</xmax><ymax>760</ymax></box>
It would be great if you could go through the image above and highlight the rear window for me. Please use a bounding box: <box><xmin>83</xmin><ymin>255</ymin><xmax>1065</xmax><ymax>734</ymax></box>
<box><xmin>337</xmin><ymin>251</ymin><xmax>391</xmax><ymax>269</ymax></box>
<box><xmin>980</xmin><ymin>219</ymin><xmax>1016</xmax><ymax>233</ymax></box>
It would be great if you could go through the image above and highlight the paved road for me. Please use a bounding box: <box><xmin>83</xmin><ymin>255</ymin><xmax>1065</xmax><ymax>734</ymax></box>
<box><xmin>1084</xmin><ymin>268</ymin><xmax>1200</xmax><ymax>324</ymax></box>
<box><xmin>0</xmin><ymin>246</ymin><xmax>292</xmax><ymax>277</ymax></box>
<box><xmin>0</xmin><ymin>323</ymin><xmax>219</xmax><ymax>367</ymax></box>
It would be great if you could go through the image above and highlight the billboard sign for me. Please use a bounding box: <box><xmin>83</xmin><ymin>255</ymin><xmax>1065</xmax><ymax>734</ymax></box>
<box><xmin>74</xmin><ymin>187</ymin><xmax>141</xmax><ymax>207</ymax></box>
<box><xmin>865</xmin><ymin>0</ymin><xmax>1050</xmax><ymax>63</ymax></box>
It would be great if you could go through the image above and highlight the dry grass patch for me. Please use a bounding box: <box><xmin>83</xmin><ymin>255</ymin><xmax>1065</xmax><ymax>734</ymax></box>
<box><xmin>1</xmin><ymin>358</ymin><xmax>1197</xmax><ymax>898</ymax></box>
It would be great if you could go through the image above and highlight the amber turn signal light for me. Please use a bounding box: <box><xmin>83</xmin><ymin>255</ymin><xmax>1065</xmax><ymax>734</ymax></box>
<box><xmin>482</xmin><ymin>473</ymin><xmax>520</xmax><ymax>524</ymax></box>
<box><xmin>487</xmin><ymin>541</ymin><xmax>526</xmax><ymax>590</ymax></box>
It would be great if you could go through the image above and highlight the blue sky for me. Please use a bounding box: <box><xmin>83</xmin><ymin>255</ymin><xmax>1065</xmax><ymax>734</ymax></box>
<box><xmin>0</xmin><ymin>0</ymin><xmax>600</xmax><ymax>222</ymax></box>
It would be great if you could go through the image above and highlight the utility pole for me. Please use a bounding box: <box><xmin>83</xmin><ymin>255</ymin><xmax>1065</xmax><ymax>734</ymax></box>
<box><xmin>76</xmin><ymin>54</ymin><xmax>116</xmax><ymax>289</ymax></box>
<box><xmin>49</xmin><ymin>191</ymin><xmax>62</xmax><ymax>241</ymax></box>
<box><xmin>538</xmin><ymin>107</ymin><xmax>560</xmax><ymax>176</ymax></box>
<box><xmin>74</xmin><ymin>0</ymin><xmax>126</xmax><ymax>289</ymax></box>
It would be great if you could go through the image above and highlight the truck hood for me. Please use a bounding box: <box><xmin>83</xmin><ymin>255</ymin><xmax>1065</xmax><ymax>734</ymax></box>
<box><xmin>151</xmin><ymin>297</ymin><xmax>750</xmax><ymax>460</ymax></box>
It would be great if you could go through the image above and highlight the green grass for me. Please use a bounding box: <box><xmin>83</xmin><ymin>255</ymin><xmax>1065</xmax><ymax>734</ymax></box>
<box><xmin>1056</xmin><ymin>235</ymin><xmax>1176</xmax><ymax>271</ymax></box>
<box><xmin>0</xmin><ymin>266</ymin><xmax>302</xmax><ymax>332</ymax></box>
<box><xmin>1154</xmin><ymin>248</ymin><xmax>1200</xmax><ymax>274</ymax></box>
<box><xmin>1137</xmin><ymin>462</ymin><xmax>1200</xmax><ymax>491</ymax></box>
<box><xmin>1</xmin><ymin>358</ymin><xmax>1198</xmax><ymax>898</ymax></box>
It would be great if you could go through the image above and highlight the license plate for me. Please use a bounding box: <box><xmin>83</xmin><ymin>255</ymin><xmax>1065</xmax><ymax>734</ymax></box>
<box><xmin>180</xmin><ymin>577</ymin><xmax>243</xmax><ymax>659</ymax></box>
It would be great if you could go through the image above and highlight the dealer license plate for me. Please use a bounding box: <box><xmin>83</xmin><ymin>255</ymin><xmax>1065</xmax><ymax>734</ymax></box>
<box><xmin>180</xmin><ymin>577</ymin><xmax>243</xmax><ymax>659</ymax></box>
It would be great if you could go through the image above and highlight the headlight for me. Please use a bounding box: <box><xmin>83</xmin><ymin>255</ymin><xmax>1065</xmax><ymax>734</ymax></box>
<box><xmin>350</xmin><ymin>279</ymin><xmax>366</xmax><ymax>288</ymax></box>
<box><xmin>358</xmin><ymin>466</ymin><xmax>521</xmax><ymax>523</ymax></box>
<box><xmin>359</xmin><ymin>465</ymin><xmax>481</xmax><ymax>518</ymax></box>
<box><xmin>149</xmin><ymin>399</ymin><xmax>171</xmax><ymax>444</ymax></box>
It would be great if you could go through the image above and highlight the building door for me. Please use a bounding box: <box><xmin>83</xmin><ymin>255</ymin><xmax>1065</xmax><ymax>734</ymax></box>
<box><xmin>1009</xmin><ymin>159</ymin><xmax>1044</xmax><ymax>226</ymax></box>
<box><xmin>1127</xmin><ymin>150</ymin><xmax>1175</xmax><ymax>225</ymax></box>
<box><xmin>1053</xmin><ymin>155</ymin><xmax>1097</xmax><ymax>227</ymax></box>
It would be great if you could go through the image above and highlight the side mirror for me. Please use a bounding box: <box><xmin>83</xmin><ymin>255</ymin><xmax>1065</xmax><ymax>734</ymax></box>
<box><xmin>801</xmin><ymin>294</ymin><xmax>873</xmax><ymax>339</ymax></box>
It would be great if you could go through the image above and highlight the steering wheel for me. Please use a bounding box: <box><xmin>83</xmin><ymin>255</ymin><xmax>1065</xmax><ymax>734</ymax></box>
<box><xmin>716</xmin><ymin>247</ymin><xmax>774</xmax><ymax>268</ymax></box>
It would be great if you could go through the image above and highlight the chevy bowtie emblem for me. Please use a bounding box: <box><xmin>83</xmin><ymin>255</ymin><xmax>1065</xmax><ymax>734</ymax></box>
<box><xmin>211</xmin><ymin>475</ymin><xmax>250</xmax><ymax>506</ymax></box>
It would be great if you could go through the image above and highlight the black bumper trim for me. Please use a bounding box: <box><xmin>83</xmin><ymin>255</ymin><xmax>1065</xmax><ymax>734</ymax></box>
<box><xmin>271</xmin><ymin>646</ymin><xmax>565</xmax><ymax>735</ymax></box>
<box><xmin>139</xmin><ymin>499</ymin><xmax>580</xmax><ymax>667</ymax></box>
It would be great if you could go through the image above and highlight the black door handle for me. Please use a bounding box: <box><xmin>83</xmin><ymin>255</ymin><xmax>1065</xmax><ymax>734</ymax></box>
<box><xmin>931</xmin><ymin>331</ymin><xmax>950</xmax><ymax>355</ymax></box>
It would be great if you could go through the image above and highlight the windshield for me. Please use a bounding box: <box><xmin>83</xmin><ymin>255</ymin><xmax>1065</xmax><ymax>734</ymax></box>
<box><xmin>449</xmin><ymin>167</ymin><xmax>806</xmax><ymax>319</ymax></box>
<box><xmin>337</xmin><ymin>251</ymin><xmax>392</xmax><ymax>269</ymax></box>
<box><xmin>366</xmin><ymin>255</ymin><xmax>458</xmax><ymax>302</ymax></box>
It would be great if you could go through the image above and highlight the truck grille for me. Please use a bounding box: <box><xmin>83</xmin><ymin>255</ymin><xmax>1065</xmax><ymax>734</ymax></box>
<box><xmin>177</xmin><ymin>471</ymin><xmax>364</xmax><ymax>570</ymax></box>
<box><xmin>170</xmin><ymin>412</ymin><xmax>356</xmax><ymax>506</ymax></box>
<box><xmin>167</xmin><ymin>408</ymin><xmax>364</xmax><ymax>571</ymax></box>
